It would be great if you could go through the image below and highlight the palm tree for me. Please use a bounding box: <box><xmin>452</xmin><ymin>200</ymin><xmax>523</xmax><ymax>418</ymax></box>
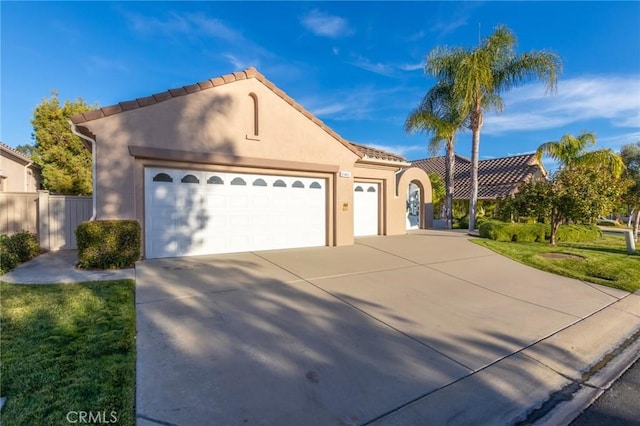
<box><xmin>536</xmin><ymin>131</ymin><xmax>625</xmax><ymax>177</ymax></box>
<box><xmin>405</xmin><ymin>81</ymin><xmax>467</xmax><ymax>229</ymax></box>
<box><xmin>426</xmin><ymin>25</ymin><xmax>562</xmax><ymax>230</ymax></box>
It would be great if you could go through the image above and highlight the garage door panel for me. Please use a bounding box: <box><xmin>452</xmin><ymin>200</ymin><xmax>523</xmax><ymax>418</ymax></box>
<box><xmin>354</xmin><ymin>182</ymin><xmax>379</xmax><ymax>237</ymax></box>
<box><xmin>145</xmin><ymin>168</ymin><xmax>327</xmax><ymax>258</ymax></box>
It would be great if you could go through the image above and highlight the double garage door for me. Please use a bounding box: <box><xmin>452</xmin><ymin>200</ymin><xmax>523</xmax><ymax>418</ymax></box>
<box><xmin>145</xmin><ymin>168</ymin><xmax>326</xmax><ymax>258</ymax></box>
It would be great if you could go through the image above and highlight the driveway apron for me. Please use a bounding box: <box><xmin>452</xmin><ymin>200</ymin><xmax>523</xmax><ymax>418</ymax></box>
<box><xmin>135</xmin><ymin>230</ymin><xmax>632</xmax><ymax>426</ymax></box>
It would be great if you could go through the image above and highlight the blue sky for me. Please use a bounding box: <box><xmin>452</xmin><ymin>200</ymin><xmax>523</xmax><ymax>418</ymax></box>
<box><xmin>2</xmin><ymin>1</ymin><xmax>639</xmax><ymax>170</ymax></box>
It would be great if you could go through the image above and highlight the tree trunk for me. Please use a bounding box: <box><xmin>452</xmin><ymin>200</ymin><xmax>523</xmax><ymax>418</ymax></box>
<box><xmin>445</xmin><ymin>139</ymin><xmax>455</xmax><ymax>229</ymax></box>
<box><xmin>550</xmin><ymin>220</ymin><xmax>560</xmax><ymax>245</ymax></box>
<box><xmin>633</xmin><ymin>209</ymin><xmax>640</xmax><ymax>243</ymax></box>
<box><xmin>468</xmin><ymin>114</ymin><xmax>482</xmax><ymax>231</ymax></box>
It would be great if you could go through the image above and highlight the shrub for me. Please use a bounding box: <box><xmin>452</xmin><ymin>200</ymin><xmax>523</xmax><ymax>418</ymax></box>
<box><xmin>76</xmin><ymin>220</ymin><xmax>141</xmax><ymax>269</ymax></box>
<box><xmin>479</xmin><ymin>220</ymin><xmax>546</xmax><ymax>242</ymax></box>
<box><xmin>0</xmin><ymin>232</ymin><xmax>40</xmax><ymax>274</ymax></box>
<box><xmin>556</xmin><ymin>224</ymin><xmax>602</xmax><ymax>243</ymax></box>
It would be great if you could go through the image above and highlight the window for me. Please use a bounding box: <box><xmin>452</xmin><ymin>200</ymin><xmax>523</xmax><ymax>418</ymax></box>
<box><xmin>273</xmin><ymin>179</ymin><xmax>286</xmax><ymax>187</ymax></box>
<box><xmin>354</xmin><ymin>186</ymin><xmax>364</xmax><ymax>192</ymax></box>
<box><xmin>207</xmin><ymin>176</ymin><xmax>224</xmax><ymax>185</ymax></box>
<box><xmin>310</xmin><ymin>182</ymin><xmax>322</xmax><ymax>189</ymax></box>
<box><xmin>367</xmin><ymin>187</ymin><xmax>376</xmax><ymax>192</ymax></box>
<box><xmin>253</xmin><ymin>178</ymin><xmax>267</xmax><ymax>187</ymax></box>
<box><xmin>153</xmin><ymin>173</ymin><xmax>173</xmax><ymax>182</ymax></box>
<box><xmin>292</xmin><ymin>180</ymin><xmax>304</xmax><ymax>188</ymax></box>
<box><xmin>181</xmin><ymin>174</ymin><xmax>199</xmax><ymax>184</ymax></box>
<box><xmin>231</xmin><ymin>177</ymin><xmax>246</xmax><ymax>186</ymax></box>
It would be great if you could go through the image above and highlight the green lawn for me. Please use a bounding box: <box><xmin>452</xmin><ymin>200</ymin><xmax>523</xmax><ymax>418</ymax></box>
<box><xmin>0</xmin><ymin>280</ymin><xmax>135</xmax><ymax>426</ymax></box>
<box><xmin>473</xmin><ymin>235</ymin><xmax>640</xmax><ymax>293</ymax></box>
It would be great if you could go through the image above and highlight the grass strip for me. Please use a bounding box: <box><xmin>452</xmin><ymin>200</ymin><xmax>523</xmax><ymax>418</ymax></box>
<box><xmin>472</xmin><ymin>235</ymin><xmax>640</xmax><ymax>293</ymax></box>
<box><xmin>0</xmin><ymin>280</ymin><xmax>135</xmax><ymax>425</ymax></box>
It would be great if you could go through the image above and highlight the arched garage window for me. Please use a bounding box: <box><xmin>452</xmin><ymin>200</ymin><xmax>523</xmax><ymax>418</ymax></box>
<box><xmin>310</xmin><ymin>182</ymin><xmax>322</xmax><ymax>189</ymax></box>
<box><xmin>231</xmin><ymin>177</ymin><xmax>246</xmax><ymax>186</ymax></box>
<box><xmin>253</xmin><ymin>178</ymin><xmax>267</xmax><ymax>186</ymax></box>
<box><xmin>273</xmin><ymin>180</ymin><xmax>286</xmax><ymax>187</ymax></box>
<box><xmin>292</xmin><ymin>181</ymin><xmax>304</xmax><ymax>188</ymax></box>
<box><xmin>207</xmin><ymin>176</ymin><xmax>224</xmax><ymax>185</ymax></box>
<box><xmin>181</xmin><ymin>174</ymin><xmax>199</xmax><ymax>184</ymax></box>
<box><xmin>367</xmin><ymin>186</ymin><xmax>376</xmax><ymax>192</ymax></box>
<box><xmin>153</xmin><ymin>173</ymin><xmax>173</xmax><ymax>182</ymax></box>
<box><xmin>354</xmin><ymin>186</ymin><xmax>364</xmax><ymax>192</ymax></box>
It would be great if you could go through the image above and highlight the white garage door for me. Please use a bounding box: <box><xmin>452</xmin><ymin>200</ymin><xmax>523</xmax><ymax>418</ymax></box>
<box><xmin>145</xmin><ymin>168</ymin><xmax>326</xmax><ymax>258</ymax></box>
<box><xmin>353</xmin><ymin>182</ymin><xmax>379</xmax><ymax>237</ymax></box>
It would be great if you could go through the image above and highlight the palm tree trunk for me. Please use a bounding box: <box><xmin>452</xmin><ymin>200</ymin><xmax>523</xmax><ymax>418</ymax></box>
<box><xmin>468</xmin><ymin>110</ymin><xmax>482</xmax><ymax>231</ymax></box>
<box><xmin>633</xmin><ymin>209</ymin><xmax>640</xmax><ymax>243</ymax></box>
<box><xmin>445</xmin><ymin>139</ymin><xmax>455</xmax><ymax>229</ymax></box>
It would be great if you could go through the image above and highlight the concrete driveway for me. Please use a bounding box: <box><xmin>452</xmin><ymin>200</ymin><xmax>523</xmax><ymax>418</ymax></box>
<box><xmin>135</xmin><ymin>230</ymin><xmax>639</xmax><ymax>426</ymax></box>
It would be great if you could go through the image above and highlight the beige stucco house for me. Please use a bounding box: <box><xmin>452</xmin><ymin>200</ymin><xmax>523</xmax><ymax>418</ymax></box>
<box><xmin>70</xmin><ymin>67</ymin><xmax>432</xmax><ymax>259</ymax></box>
<box><xmin>0</xmin><ymin>142</ymin><xmax>41</xmax><ymax>192</ymax></box>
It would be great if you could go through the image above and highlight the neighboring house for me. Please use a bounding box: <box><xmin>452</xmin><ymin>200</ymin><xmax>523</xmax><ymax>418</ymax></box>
<box><xmin>412</xmin><ymin>153</ymin><xmax>547</xmax><ymax>200</ymax></box>
<box><xmin>0</xmin><ymin>142</ymin><xmax>41</xmax><ymax>192</ymax></box>
<box><xmin>69</xmin><ymin>67</ymin><xmax>432</xmax><ymax>259</ymax></box>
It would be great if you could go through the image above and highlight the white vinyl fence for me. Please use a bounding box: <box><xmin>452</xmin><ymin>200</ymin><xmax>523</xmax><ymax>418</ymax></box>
<box><xmin>0</xmin><ymin>191</ymin><xmax>92</xmax><ymax>250</ymax></box>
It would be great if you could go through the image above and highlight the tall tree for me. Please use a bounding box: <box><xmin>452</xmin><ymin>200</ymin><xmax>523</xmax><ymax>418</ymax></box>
<box><xmin>536</xmin><ymin>131</ymin><xmax>625</xmax><ymax>177</ymax></box>
<box><xmin>14</xmin><ymin>144</ymin><xmax>36</xmax><ymax>157</ymax></box>
<box><xmin>620</xmin><ymin>142</ymin><xmax>640</xmax><ymax>240</ymax></box>
<box><xmin>31</xmin><ymin>91</ymin><xmax>95</xmax><ymax>195</ymax></box>
<box><xmin>405</xmin><ymin>81</ymin><xmax>466</xmax><ymax>229</ymax></box>
<box><xmin>426</xmin><ymin>24</ymin><xmax>561</xmax><ymax>230</ymax></box>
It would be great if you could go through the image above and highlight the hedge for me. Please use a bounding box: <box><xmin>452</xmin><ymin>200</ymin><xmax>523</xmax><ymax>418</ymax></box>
<box><xmin>480</xmin><ymin>221</ymin><xmax>603</xmax><ymax>243</ymax></box>
<box><xmin>554</xmin><ymin>224</ymin><xmax>602</xmax><ymax>243</ymax></box>
<box><xmin>478</xmin><ymin>220</ymin><xmax>546</xmax><ymax>242</ymax></box>
<box><xmin>0</xmin><ymin>232</ymin><xmax>40</xmax><ymax>274</ymax></box>
<box><xmin>76</xmin><ymin>220</ymin><xmax>141</xmax><ymax>269</ymax></box>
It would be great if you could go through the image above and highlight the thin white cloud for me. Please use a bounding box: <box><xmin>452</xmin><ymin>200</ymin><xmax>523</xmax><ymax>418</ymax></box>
<box><xmin>300</xmin><ymin>10</ymin><xmax>352</xmax><ymax>38</ymax></box>
<box><xmin>398</xmin><ymin>62</ymin><xmax>424</xmax><ymax>72</ymax></box>
<box><xmin>223</xmin><ymin>53</ymin><xmax>259</xmax><ymax>70</ymax></box>
<box><xmin>349</xmin><ymin>55</ymin><xmax>396</xmax><ymax>77</ymax></box>
<box><xmin>484</xmin><ymin>75</ymin><xmax>640</xmax><ymax>134</ymax></box>
<box><xmin>348</xmin><ymin>55</ymin><xmax>423</xmax><ymax>77</ymax></box>
<box><xmin>126</xmin><ymin>11</ymin><xmax>242</xmax><ymax>42</ymax></box>
<box><xmin>300</xmin><ymin>86</ymin><xmax>405</xmax><ymax>121</ymax></box>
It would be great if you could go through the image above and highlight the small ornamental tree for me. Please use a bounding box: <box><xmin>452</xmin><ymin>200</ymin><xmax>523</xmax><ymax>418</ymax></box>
<box><xmin>510</xmin><ymin>165</ymin><xmax>630</xmax><ymax>245</ymax></box>
<box><xmin>620</xmin><ymin>142</ymin><xmax>640</xmax><ymax>241</ymax></box>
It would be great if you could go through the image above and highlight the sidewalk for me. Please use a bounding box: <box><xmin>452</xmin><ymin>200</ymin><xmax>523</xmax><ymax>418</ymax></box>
<box><xmin>1</xmin><ymin>250</ymin><xmax>135</xmax><ymax>284</ymax></box>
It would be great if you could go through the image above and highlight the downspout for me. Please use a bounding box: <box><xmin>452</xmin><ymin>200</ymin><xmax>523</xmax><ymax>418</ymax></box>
<box><xmin>24</xmin><ymin>161</ymin><xmax>33</xmax><ymax>192</ymax></box>
<box><xmin>69</xmin><ymin>121</ymin><xmax>97</xmax><ymax>220</ymax></box>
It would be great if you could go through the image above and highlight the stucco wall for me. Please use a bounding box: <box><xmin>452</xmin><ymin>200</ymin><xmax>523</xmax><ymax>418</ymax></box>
<box><xmin>0</xmin><ymin>152</ymin><xmax>40</xmax><ymax>192</ymax></box>
<box><xmin>81</xmin><ymin>76</ymin><xmax>363</xmax><ymax>247</ymax></box>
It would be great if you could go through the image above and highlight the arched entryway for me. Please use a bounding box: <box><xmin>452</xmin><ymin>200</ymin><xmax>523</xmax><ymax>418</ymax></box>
<box><xmin>396</xmin><ymin>168</ymin><xmax>433</xmax><ymax>229</ymax></box>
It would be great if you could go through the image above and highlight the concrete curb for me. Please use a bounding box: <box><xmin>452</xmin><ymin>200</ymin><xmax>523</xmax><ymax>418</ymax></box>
<box><xmin>532</xmin><ymin>333</ymin><xmax>640</xmax><ymax>425</ymax></box>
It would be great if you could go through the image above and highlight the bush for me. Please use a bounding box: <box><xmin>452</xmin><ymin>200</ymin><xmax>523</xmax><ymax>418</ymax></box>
<box><xmin>0</xmin><ymin>232</ymin><xmax>40</xmax><ymax>274</ymax></box>
<box><xmin>479</xmin><ymin>220</ymin><xmax>546</xmax><ymax>242</ymax></box>
<box><xmin>76</xmin><ymin>220</ymin><xmax>141</xmax><ymax>269</ymax></box>
<box><xmin>555</xmin><ymin>224</ymin><xmax>602</xmax><ymax>243</ymax></box>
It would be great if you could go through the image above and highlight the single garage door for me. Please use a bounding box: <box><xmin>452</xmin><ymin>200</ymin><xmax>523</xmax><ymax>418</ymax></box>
<box><xmin>353</xmin><ymin>182</ymin><xmax>379</xmax><ymax>237</ymax></box>
<box><xmin>145</xmin><ymin>168</ymin><xmax>326</xmax><ymax>258</ymax></box>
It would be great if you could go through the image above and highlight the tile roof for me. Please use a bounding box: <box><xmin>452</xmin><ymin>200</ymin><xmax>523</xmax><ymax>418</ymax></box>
<box><xmin>0</xmin><ymin>141</ymin><xmax>35</xmax><ymax>164</ymax></box>
<box><xmin>70</xmin><ymin>67</ymin><xmax>376</xmax><ymax>160</ymax></box>
<box><xmin>348</xmin><ymin>142</ymin><xmax>406</xmax><ymax>163</ymax></box>
<box><xmin>412</xmin><ymin>153</ymin><xmax>546</xmax><ymax>199</ymax></box>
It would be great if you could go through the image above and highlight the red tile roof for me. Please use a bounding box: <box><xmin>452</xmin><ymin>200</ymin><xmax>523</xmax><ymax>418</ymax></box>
<box><xmin>412</xmin><ymin>153</ymin><xmax>546</xmax><ymax>199</ymax></box>
<box><xmin>349</xmin><ymin>142</ymin><xmax>406</xmax><ymax>162</ymax></box>
<box><xmin>70</xmin><ymin>68</ymin><xmax>412</xmax><ymax>164</ymax></box>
